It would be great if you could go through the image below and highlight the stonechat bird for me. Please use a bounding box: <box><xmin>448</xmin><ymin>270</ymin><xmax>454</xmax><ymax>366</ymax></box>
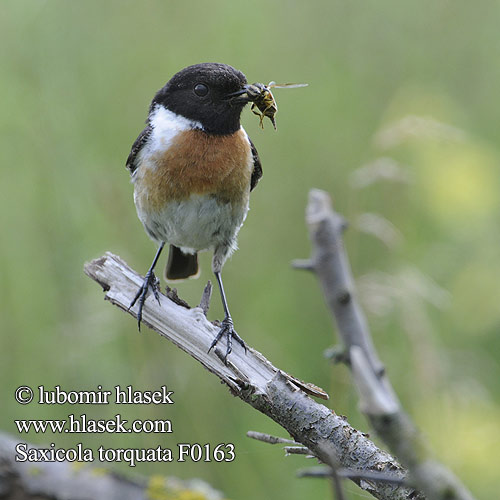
<box><xmin>126</xmin><ymin>63</ymin><xmax>263</xmax><ymax>361</ymax></box>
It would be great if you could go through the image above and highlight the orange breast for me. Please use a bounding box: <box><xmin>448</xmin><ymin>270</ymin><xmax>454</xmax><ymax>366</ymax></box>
<box><xmin>138</xmin><ymin>128</ymin><xmax>253</xmax><ymax>212</ymax></box>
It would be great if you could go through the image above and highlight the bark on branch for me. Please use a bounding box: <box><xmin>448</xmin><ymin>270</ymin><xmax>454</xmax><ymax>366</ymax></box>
<box><xmin>83</xmin><ymin>252</ymin><xmax>417</xmax><ymax>500</ymax></box>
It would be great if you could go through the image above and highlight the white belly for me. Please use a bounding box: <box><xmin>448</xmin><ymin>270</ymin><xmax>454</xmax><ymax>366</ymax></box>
<box><xmin>135</xmin><ymin>192</ymin><xmax>249</xmax><ymax>254</ymax></box>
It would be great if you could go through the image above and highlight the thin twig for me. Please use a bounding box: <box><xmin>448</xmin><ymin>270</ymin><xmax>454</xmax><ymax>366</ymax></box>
<box><xmin>198</xmin><ymin>280</ymin><xmax>213</xmax><ymax>316</ymax></box>
<box><xmin>331</xmin><ymin>470</ymin><xmax>347</xmax><ymax>500</ymax></box>
<box><xmin>337</xmin><ymin>469</ymin><xmax>408</xmax><ymax>486</ymax></box>
<box><xmin>246</xmin><ymin>431</ymin><xmax>298</xmax><ymax>445</ymax></box>
<box><xmin>284</xmin><ymin>446</ymin><xmax>313</xmax><ymax>456</ymax></box>
<box><xmin>297</xmin><ymin>466</ymin><xmax>333</xmax><ymax>478</ymax></box>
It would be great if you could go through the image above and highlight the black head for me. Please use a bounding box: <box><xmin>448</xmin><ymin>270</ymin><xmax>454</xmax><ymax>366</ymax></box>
<box><xmin>151</xmin><ymin>63</ymin><xmax>251</xmax><ymax>135</ymax></box>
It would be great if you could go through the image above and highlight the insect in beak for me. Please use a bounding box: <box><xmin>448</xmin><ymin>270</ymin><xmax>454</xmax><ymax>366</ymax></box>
<box><xmin>228</xmin><ymin>81</ymin><xmax>308</xmax><ymax>130</ymax></box>
<box><xmin>246</xmin><ymin>81</ymin><xmax>308</xmax><ymax>130</ymax></box>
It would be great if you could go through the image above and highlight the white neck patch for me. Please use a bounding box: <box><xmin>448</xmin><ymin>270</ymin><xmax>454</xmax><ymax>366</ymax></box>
<box><xmin>145</xmin><ymin>105</ymin><xmax>204</xmax><ymax>158</ymax></box>
<box><xmin>150</xmin><ymin>105</ymin><xmax>203</xmax><ymax>141</ymax></box>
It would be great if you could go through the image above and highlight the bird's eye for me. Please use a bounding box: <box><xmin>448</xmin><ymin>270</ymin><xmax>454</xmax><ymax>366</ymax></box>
<box><xmin>193</xmin><ymin>83</ymin><xmax>209</xmax><ymax>97</ymax></box>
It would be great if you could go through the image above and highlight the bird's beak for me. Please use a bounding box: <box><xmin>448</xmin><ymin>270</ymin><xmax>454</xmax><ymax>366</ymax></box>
<box><xmin>226</xmin><ymin>84</ymin><xmax>255</xmax><ymax>104</ymax></box>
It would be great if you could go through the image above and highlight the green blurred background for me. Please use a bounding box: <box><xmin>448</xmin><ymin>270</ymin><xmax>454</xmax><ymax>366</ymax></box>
<box><xmin>1</xmin><ymin>1</ymin><xmax>499</xmax><ymax>498</ymax></box>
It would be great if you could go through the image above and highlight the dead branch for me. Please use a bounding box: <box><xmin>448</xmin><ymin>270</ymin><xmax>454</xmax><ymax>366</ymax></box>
<box><xmin>296</xmin><ymin>189</ymin><xmax>475</xmax><ymax>500</ymax></box>
<box><xmin>83</xmin><ymin>252</ymin><xmax>417</xmax><ymax>500</ymax></box>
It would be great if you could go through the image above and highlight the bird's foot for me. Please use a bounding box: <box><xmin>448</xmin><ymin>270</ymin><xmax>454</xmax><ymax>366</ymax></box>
<box><xmin>128</xmin><ymin>270</ymin><xmax>161</xmax><ymax>331</ymax></box>
<box><xmin>208</xmin><ymin>316</ymin><xmax>247</xmax><ymax>364</ymax></box>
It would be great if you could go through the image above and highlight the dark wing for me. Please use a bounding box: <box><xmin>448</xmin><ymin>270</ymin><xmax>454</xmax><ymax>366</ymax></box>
<box><xmin>126</xmin><ymin>124</ymin><xmax>153</xmax><ymax>174</ymax></box>
<box><xmin>249</xmin><ymin>138</ymin><xmax>263</xmax><ymax>191</ymax></box>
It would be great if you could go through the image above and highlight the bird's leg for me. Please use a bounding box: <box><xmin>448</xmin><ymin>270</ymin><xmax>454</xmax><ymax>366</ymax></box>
<box><xmin>128</xmin><ymin>241</ymin><xmax>165</xmax><ymax>330</ymax></box>
<box><xmin>208</xmin><ymin>271</ymin><xmax>247</xmax><ymax>363</ymax></box>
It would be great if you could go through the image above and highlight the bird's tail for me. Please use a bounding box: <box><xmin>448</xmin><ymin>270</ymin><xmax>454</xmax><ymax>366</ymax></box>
<box><xmin>164</xmin><ymin>245</ymin><xmax>199</xmax><ymax>281</ymax></box>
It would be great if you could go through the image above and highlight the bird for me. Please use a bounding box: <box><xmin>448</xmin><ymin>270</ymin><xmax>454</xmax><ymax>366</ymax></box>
<box><xmin>126</xmin><ymin>63</ymin><xmax>263</xmax><ymax>362</ymax></box>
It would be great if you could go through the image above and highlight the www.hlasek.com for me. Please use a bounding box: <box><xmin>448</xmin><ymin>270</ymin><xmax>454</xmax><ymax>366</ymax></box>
<box><xmin>14</xmin><ymin>385</ymin><xmax>235</xmax><ymax>467</ymax></box>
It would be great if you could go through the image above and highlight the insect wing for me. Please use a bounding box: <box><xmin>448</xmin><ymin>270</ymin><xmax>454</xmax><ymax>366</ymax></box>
<box><xmin>268</xmin><ymin>82</ymin><xmax>308</xmax><ymax>89</ymax></box>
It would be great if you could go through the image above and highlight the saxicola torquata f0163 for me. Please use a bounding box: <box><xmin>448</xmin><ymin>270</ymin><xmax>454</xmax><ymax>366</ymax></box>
<box><xmin>126</xmin><ymin>63</ymin><xmax>263</xmax><ymax>362</ymax></box>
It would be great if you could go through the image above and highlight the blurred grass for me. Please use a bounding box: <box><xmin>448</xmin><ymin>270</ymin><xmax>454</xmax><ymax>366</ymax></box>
<box><xmin>1</xmin><ymin>1</ymin><xmax>499</xmax><ymax>499</ymax></box>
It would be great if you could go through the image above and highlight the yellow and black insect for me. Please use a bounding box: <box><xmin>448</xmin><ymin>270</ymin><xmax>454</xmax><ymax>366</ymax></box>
<box><xmin>247</xmin><ymin>82</ymin><xmax>308</xmax><ymax>130</ymax></box>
